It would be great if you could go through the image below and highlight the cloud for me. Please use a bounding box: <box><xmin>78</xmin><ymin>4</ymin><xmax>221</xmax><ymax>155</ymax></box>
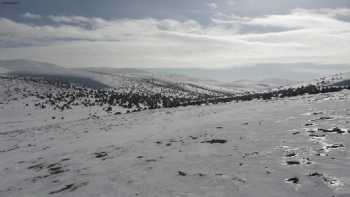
<box><xmin>226</xmin><ymin>1</ymin><xmax>236</xmax><ymax>6</ymax></box>
<box><xmin>20</xmin><ymin>12</ymin><xmax>42</xmax><ymax>20</ymax></box>
<box><xmin>293</xmin><ymin>8</ymin><xmax>350</xmax><ymax>17</ymax></box>
<box><xmin>48</xmin><ymin>15</ymin><xmax>92</xmax><ymax>24</ymax></box>
<box><xmin>246</xmin><ymin>8</ymin><xmax>350</xmax><ymax>29</ymax></box>
<box><xmin>0</xmin><ymin>17</ymin><xmax>112</xmax><ymax>47</ymax></box>
<box><xmin>1</xmin><ymin>8</ymin><xmax>350</xmax><ymax>68</ymax></box>
<box><xmin>207</xmin><ymin>2</ymin><xmax>218</xmax><ymax>10</ymax></box>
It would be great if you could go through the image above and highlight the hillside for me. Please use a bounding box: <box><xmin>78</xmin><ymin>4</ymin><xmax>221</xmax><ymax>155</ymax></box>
<box><xmin>1</xmin><ymin>60</ymin><xmax>350</xmax><ymax>197</ymax></box>
<box><xmin>1</xmin><ymin>60</ymin><xmax>350</xmax><ymax>121</ymax></box>
<box><xmin>1</xmin><ymin>83</ymin><xmax>350</xmax><ymax>197</ymax></box>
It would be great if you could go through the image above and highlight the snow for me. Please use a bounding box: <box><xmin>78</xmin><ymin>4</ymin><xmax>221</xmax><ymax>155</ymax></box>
<box><xmin>1</xmin><ymin>59</ymin><xmax>350</xmax><ymax>196</ymax></box>
<box><xmin>1</xmin><ymin>79</ymin><xmax>350</xmax><ymax>196</ymax></box>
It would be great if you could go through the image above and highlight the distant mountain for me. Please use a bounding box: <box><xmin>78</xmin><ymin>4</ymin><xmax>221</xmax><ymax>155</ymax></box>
<box><xmin>0</xmin><ymin>60</ymin><xmax>236</xmax><ymax>96</ymax></box>
<box><xmin>331</xmin><ymin>72</ymin><xmax>350</xmax><ymax>87</ymax></box>
<box><xmin>0</xmin><ymin>59</ymin><xmax>69</xmax><ymax>75</ymax></box>
<box><xmin>209</xmin><ymin>78</ymin><xmax>299</xmax><ymax>93</ymax></box>
<box><xmin>148</xmin><ymin>64</ymin><xmax>350</xmax><ymax>82</ymax></box>
<box><xmin>0</xmin><ymin>59</ymin><xmax>109</xmax><ymax>88</ymax></box>
<box><xmin>80</xmin><ymin>67</ymin><xmax>149</xmax><ymax>75</ymax></box>
<box><xmin>0</xmin><ymin>67</ymin><xmax>9</xmax><ymax>74</ymax></box>
<box><xmin>80</xmin><ymin>67</ymin><xmax>301</xmax><ymax>94</ymax></box>
<box><xmin>79</xmin><ymin>67</ymin><xmax>235</xmax><ymax>96</ymax></box>
<box><xmin>5</xmin><ymin>59</ymin><xmax>345</xmax><ymax>96</ymax></box>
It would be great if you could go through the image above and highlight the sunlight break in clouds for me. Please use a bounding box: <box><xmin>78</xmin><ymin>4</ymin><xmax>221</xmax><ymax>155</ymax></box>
<box><xmin>20</xmin><ymin>12</ymin><xmax>42</xmax><ymax>20</ymax></box>
<box><xmin>0</xmin><ymin>8</ymin><xmax>350</xmax><ymax>68</ymax></box>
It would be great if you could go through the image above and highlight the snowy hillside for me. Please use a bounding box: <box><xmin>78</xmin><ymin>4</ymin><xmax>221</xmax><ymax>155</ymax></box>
<box><xmin>1</xmin><ymin>83</ymin><xmax>350</xmax><ymax>196</ymax></box>
<box><xmin>0</xmin><ymin>60</ymin><xmax>349</xmax><ymax>117</ymax></box>
<box><xmin>1</xmin><ymin>60</ymin><xmax>350</xmax><ymax>197</ymax></box>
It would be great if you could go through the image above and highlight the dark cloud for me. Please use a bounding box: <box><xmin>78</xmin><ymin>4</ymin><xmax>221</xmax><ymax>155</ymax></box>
<box><xmin>1</xmin><ymin>0</ymin><xmax>349</xmax><ymax>23</ymax></box>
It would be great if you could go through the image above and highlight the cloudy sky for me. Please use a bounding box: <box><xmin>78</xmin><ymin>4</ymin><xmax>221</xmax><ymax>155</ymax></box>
<box><xmin>0</xmin><ymin>0</ymin><xmax>350</xmax><ymax>69</ymax></box>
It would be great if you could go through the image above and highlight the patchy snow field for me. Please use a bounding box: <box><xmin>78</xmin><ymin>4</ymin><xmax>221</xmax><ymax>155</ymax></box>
<box><xmin>1</xmin><ymin>89</ymin><xmax>350</xmax><ymax>197</ymax></box>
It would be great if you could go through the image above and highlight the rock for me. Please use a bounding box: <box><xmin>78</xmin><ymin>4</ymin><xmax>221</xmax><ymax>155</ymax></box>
<box><xmin>319</xmin><ymin>127</ymin><xmax>345</xmax><ymax>134</ymax></box>
<box><xmin>285</xmin><ymin>153</ymin><xmax>296</xmax><ymax>157</ymax></box>
<box><xmin>178</xmin><ymin>171</ymin><xmax>187</xmax><ymax>176</ymax></box>
<box><xmin>94</xmin><ymin>152</ymin><xmax>109</xmax><ymax>160</ymax></box>
<box><xmin>201</xmin><ymin>139</ymin><xmax>227</xmax><ymax>144</ymax></box>
<box><xmin>286</xmin><ymin>161</ymin><xmax>300</xmax><ymax>165</ymax></box>
<box><xmin>326</xmin><ymin>144</ymin><xmax>344</xmax><ymax>149</ymax></box>
<box><xmin>145</xmin><ymin>159</ymin><xmax>157</xmax><ymax>162</ymax></box>
<box><xmin>309</xmin><ymin>172</ymin><xmax>323</xmax><ymax>177</ymax></box>
<box><xmin>286</xmin><ymin>177</ymin><xmax>299</xmax><ymax>184</ymax></box>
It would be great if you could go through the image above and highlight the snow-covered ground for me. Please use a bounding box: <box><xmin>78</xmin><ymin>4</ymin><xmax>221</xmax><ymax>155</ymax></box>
<box><xmin>1</xmin><ymin>82</ymin><xmax>350</xmax><ymax>197</ymax></box>
<box><xmin>1</xmin><ymin>59</ymin><xmax>350</xmax><ymax>197</ymax></box>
